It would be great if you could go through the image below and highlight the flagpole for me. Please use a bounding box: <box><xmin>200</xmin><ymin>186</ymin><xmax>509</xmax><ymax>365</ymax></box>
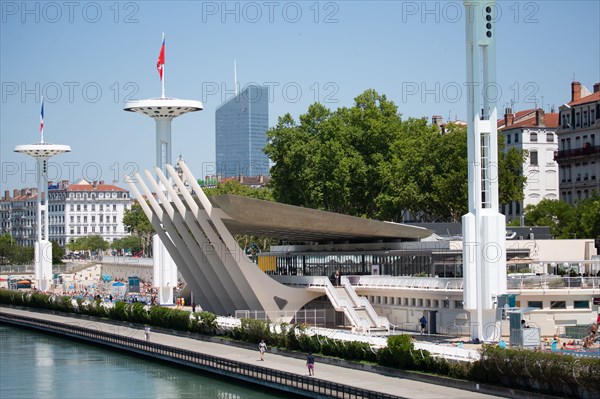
<box><xmin>40</xmin><ymin>96</ymin><xmax>44</xmax><ymax>144</ymax></box>
<box><xmin>161</xmin><ymin>33</ymin><xmax>165</xmax><ymax>98</ymax></box>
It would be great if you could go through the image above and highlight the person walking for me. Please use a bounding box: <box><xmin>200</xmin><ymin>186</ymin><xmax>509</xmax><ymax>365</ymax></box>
<box><xmin>258</xmin><ymin>339</ymin><xmax>267</xmax><ymax>361</ymax></box>
<box><xmin>419</xmin><ymin>315</ymin><xmax>428</xmax><ymax>334</ymax></box>
<box><xmin>144</xmin><ymin>325</ymin><xmax>151</xmax><ymax>342</ymax></box>
<box><xmin>306</xmin><ymin>352</ymin><xmax>315</xmax><ymax>376</ymax></box>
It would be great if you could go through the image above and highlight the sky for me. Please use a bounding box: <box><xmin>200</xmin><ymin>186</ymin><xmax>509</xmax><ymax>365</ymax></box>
<box><xmin>1</xmin><ymin>1</ymin><xmax>599</xmax><ymax>192</ymax></box>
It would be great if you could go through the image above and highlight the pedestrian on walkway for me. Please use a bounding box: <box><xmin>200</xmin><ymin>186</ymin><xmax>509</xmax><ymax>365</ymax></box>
<box><xmin>419</xmin><ymin>315</ymin><xmax>428</xmax><ymax>334</ymax></box>
<box><xmin>258</xmin><ymin>339</ymin><xmax>267</xmax><ymax>361</ymax></box>
<box><xmin>144</xmin><ymin>325</ymin><xmax>151</xmax><ymax>342</ymax></box>
<box><xmin>306</xmin><ymin>352</ymin><xmax>315</xmax><ymax>376</ymax></box>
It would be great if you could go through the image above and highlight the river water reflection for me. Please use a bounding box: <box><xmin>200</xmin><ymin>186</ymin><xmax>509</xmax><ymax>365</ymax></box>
<box><xmin>0</xmin><ymin>325</ymin><xmax>284</xmax><ymax>399</ymax></box>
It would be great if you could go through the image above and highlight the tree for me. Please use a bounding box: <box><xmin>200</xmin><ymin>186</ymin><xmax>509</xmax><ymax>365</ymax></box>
<box><xmin>203</xmin><ymin>180</ymin><xmax>273</xmax><ymax>201</ymax></box>
<box><xmin>204</xmin><ymin>180</ymin><xmax>276</xmax><ymax>255</ymax></box>
<box><xmin>123</xmin><ymin>203</ymin><xmax>154</xmax><ymax>256</ymax></box>
<box><xmin>0</xmin><ymin>233</ymin><xmax>33</xmax><ymax>265</ymax></box>
<box><xmin>51</xmin><ymin>241</ymin><xmax>65</xmax><ymax>265</ymax></box>
<box><xmin>524</xmin><ymin>199</ymin><xmax>573</xmax><ymax>238</ymax></box>
<box><xmin>111</xmin><ymin>235</ymin><xmax>143</xmax><ymax>254</ymax></box>
<box><xmin>265</xmin><ymin>89</ymin><xmax>527</xmax><ymax>222</ymax></box>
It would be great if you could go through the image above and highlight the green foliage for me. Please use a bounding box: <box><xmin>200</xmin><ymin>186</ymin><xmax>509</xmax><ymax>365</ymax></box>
<box><xmin>232</xmin><ymin>319</ymin><xmax>272</xmax><ymax>344</ymax></box>
<box><xmin>377</xmin><ymin>334</ymin><xmax>415</xmax><ymax>369</ymax></box>
<box><xmin>197</xmin><ymin>311</ymin><xmax>218</xmax><ymax>335</ymax></box>
<box><xmin>474</xmin><ymin>345</ymin><xmax>600</xmax><ymax>397</ymax></box>
<box><xmin>204</xmin><ymin>180</ymin><xmax>273</xmax><ymax>201</ymax></box>
<box><xmin>148</xmin><ymin>305</ymin><xmax>189</xmax><ymax>330</ymax></box>
<box><xmin>128</xmin><ymin>302</ymin><xmax>149</xmax><ymax>324</ymax></box>
<box><xmin>123</xmin><ymin>203</ymin><xmax>154</xmax><ymax>256</ymax></box>
<box><xmin>51</xmin><ymin>241</ymin><xmax>65</xmax><ymax>265</ymax></box>
<box><xmin>0</xmin><ymin>233</ymin><xmax>34</xmax><ymax>265</ymax></box>
<box><xmin>111</xmin><ymin>235</ymin><xmax>143</xmax><ymax>254</ymax></box>
<box><xmin>265</xmin><ymin>90</ymin><xmax>527</xmax><ymax>222</ymax></box>
<box><xmin>67</xmin><ymin>235</ymin><xmax>109</xmax><ymax>253</ymax></box>
<box><xmin>111</xmin><ymin>301</ymin><xmax>128</xmax><ymax>321</ymax></box>
<box><xmin>524</xmin><ymin>196</ymin><xmax>600</xmax><ymax>239</ymax></box>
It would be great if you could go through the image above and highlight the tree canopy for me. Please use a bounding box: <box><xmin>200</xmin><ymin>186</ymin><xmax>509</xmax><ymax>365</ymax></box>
<box><xmin>265</xmin><ymin>89</ymin><xmax>527</xmax><ymax>222</ymax></box>
<box><xmin>524</xmin><ymin>196</ymin><xmax>600</xmax><ymax>239</ymax></box>
<box><xmin>67</xmin><ymin>235</ymin><xmax>109</xmax><ymax>253</ymax></box>
<box><xmin>0</xmin><ymin>233</ymin><xmax>33</xmax><ymax>265</ymax></box>
<box><xmin>123</xmin><ymin>203</ymin><xmax>154</xmax><ymax>256</ymax></box>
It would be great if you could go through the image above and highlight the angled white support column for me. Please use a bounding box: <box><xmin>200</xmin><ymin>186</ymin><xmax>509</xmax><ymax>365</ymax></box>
<box><xmin>127</xmin><ymin>162</ymin><xmax>321</xmax><ymax>319</ymax></box>
<box><xmin>149</xmin><ymin>168</ymin><xmax>236</xmax><ymax>313</ymax></box>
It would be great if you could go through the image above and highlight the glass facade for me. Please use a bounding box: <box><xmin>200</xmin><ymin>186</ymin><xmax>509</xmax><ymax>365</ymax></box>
<box><xmin>262</xmin><ymin>250</ymin><xmax>464</xmax><ymax>279</ymax></box>
<box><xmin>215</xmin><ymin>86</ymin><xmax>270</xmax><ymax>178</ymax></box>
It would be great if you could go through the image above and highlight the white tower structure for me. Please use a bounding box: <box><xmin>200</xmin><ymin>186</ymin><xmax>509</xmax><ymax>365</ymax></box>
<box><xmin>14</xmin><ymin>99</ymin><xmax>71</xmax><ymax>292</ymax></box>
<box><xmin>462</xmin><ymin>0</ymin><xmax>507</xmax><ymax>341</ymax></box>
<box><xmin>124</xmin><ymin>34</ymin><xmax>203</xmax><ymax>305</ymax></box>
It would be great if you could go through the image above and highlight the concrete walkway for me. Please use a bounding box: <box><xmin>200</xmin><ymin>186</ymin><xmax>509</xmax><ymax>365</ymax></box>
<box><xmin>0</xmin><ymin>306</ymin><xmax>503</xmax><ymax>399</ymax></box>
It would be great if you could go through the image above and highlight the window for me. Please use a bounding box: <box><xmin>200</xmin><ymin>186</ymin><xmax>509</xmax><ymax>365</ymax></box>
<box><xmin>550</xmin><ymin>301</ymin><xmax>566</xmax><ymax>309</ymax></box>
<box><xmin>530</xmin><ymin>151</ymin><xmax>538</xmax><ymax>166</ymax></box>
<box><xmin>442</xmin><ymin>299</ymin><xmax>450</xmax><ymax>308</ymax></box>
<box><xmin>515</xmin><ymin>133</ymin><xmax>519</xmax><ymax>143</ymax></box>
<box><xmin>77</xmin><ymin>205</ymin><xmax>81</xmax><ymax>211</ymax></box>
<box><xmin>546</xmin><ymin>133</ymin><xmax>554</xmax><ymax>142</ymax></box>
<box><xmin>113</xmin><ymin>204</ymin><xmax>117</xmax><ymax>211</ymax></box>
<box><xmin>530</xmin><ymin>132</ymin><xmax>538</xmax><ymax>142</ymax></box>
<box><xmin>454</xmin><ymin>300</ymin><xmax>463</xmax><ymax>309</ymax></box>
<box><xmin>573</xmin><ymin>301</ymin><xmax>589</xmax><ymax>309</ymax></box>
<box><xmin>507</xmin><ymin>134</ymin><xmax>511</xmax><ymax>144</ymax></box>
<box><xmin>528</xmin><ymin>301</ymin><xmax>543</xmax><ymax>309</ymax></box>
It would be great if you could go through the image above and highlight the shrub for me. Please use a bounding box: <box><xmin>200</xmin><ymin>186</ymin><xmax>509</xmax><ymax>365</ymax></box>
<box><xmin>129</xmin><ymin>302</ymin><xmax>149</xmax><ymax>324</ymax></box>
<box><xmin>111</xmin><ymin>301</ymin><xmax>127</xmax><ymax>321</ymax></box>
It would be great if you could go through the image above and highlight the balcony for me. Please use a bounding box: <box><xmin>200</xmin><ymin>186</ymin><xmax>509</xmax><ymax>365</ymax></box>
<box><xmin>554</xmin><ymin>144</ymin><xmax>600</xmax><ymax>160</ymax></box>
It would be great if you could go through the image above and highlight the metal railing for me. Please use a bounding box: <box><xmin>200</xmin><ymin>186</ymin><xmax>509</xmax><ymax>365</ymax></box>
<box><xmin>507</xmin><ymin>276</ymin><xmax>600</xmax><ymax>290</ymax></box>
<box><xmin>0</xmin><ymin>312</ymin><xmax>400</xmax><ymax>399</ymax></box>
<box><xmin>341</xmin><ymin>276</ymin><xmax>390</xmax><ymax>331</ymax></box>
<box><xmin>309</xmin><ymin>276</ymin><xmax>372</xmax><ymax>333</ymax></box>
<box><xmin>234</xmin><ymin>309</ymin><xmax>327</xmax><ymax>327</ymax></box>
<box><xmin>355</xmin><ymin>276</ymin><xmax>464</xmax><ymax>290</ymax></box>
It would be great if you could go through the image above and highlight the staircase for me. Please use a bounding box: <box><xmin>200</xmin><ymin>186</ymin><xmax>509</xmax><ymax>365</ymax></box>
<box><xmin>271</xmin><ymin>275</ymin><xmax>390</xmax><ymax>333</ymax></box>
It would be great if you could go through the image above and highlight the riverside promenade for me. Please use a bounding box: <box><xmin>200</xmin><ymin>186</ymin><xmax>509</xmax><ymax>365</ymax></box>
<box><xmin>0</xmin><ymin>306</ymin><xmax>513</xmax><ymax>399</ymax></box>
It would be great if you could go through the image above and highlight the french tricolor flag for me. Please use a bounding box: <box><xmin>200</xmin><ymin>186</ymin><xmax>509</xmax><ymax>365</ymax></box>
<box><xmin>157</xmin><ymin>35</ymin><xmax>165</xmax><ymax>80</ymax></box>
<box><xmin>40</xmin><ymin>97</ymin><xmax>44</xmax><ymax>139</ymax></box>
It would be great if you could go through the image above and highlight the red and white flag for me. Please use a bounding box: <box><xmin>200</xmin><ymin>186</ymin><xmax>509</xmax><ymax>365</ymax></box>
<box><xmin>40</xmin><ymin>97</ymin><xmax>44</xmax><ymax>139</ymax></box>
<box><xmin>157</xmin><ymin>35</ymin><xmax>165</xmax><ymax>80</ymax></box>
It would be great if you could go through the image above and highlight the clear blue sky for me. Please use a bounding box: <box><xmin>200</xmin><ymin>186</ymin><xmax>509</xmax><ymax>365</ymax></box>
<box><xmin>1</xmin><ymin>1</ymin><xmax>599</xmax><ymax>191</ymax></box>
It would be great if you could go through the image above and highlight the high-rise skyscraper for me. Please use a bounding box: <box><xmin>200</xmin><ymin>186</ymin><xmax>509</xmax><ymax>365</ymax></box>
<box><xmin>216</xmin><ymin>85</ymin><xmax>269</xmax><ymax>178</ymax></box>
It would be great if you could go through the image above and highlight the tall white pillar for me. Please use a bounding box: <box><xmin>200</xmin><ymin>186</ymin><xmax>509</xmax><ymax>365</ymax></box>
<box><xmin>15</xmin><ymin>144</ymin><xmax>70</xmax><ymax>292</ymax></box>
<box><xmin>125</xmin><ymin>98</ymin><xmax>202</xmax><ymax>305</ymax></box>
<box><xmin>462</xmin><ymin>0</ymin><xmax>507</xmax><ymax>341</ymax></box>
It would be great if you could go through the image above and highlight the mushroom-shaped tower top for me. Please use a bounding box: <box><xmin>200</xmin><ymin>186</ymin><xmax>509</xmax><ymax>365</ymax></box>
<box><xmin>124</xmin><ymin>98</ymin><xmax>203</xmax><ymax>118</ymax></box>
<box><xmin>14</xmin><ymin>143</ymin><xmax>71</xmax><ymax>158</ymax></box>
